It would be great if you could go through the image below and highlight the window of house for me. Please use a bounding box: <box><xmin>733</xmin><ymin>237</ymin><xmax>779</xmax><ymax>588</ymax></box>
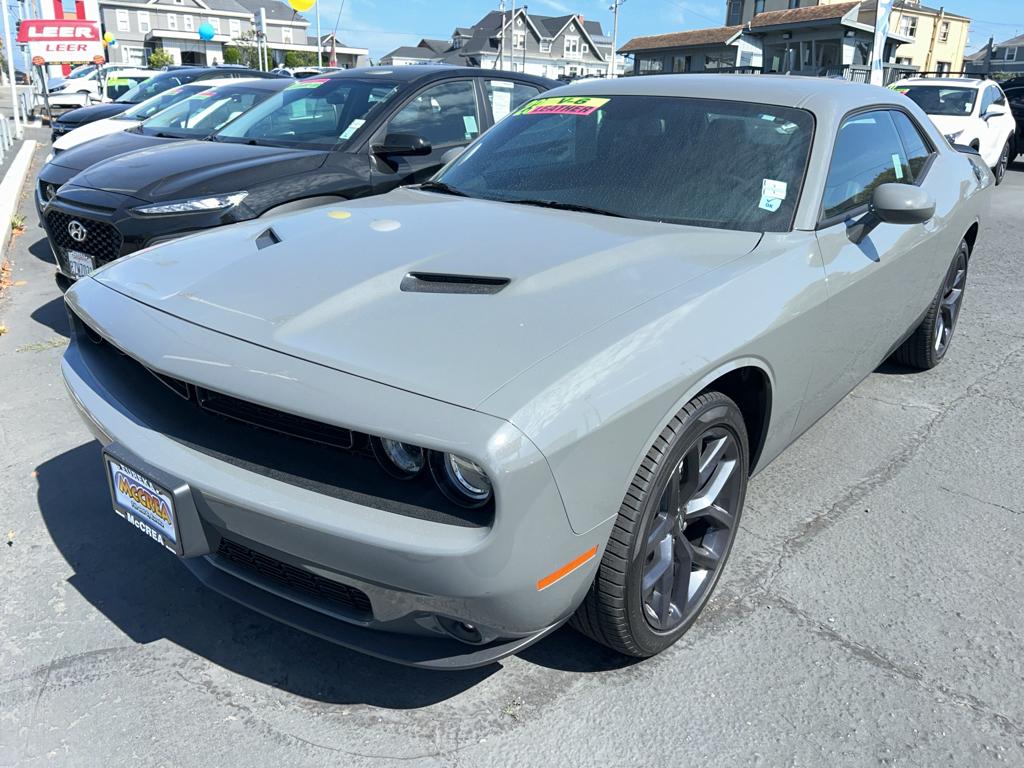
<box><xmin>116</xmin><ymin>9</ymin><xmax>129</xmax><ymax>32</ymax></box>
<box><xmin>184</xmin><ymin>15</ymin><xmax>194</xmax><ymax>31</ymax></box>
<box><xmin>672</xmin><ymin>55</ymin><xmax>691</xmax><ymax>73</ymax></box>
<box><xmin>539</xmin><ymin>39</ymin><xmax>551</xmax><ymax>52</ymax></box>
<box><xmin>898</xmin><ymin>15</ymin><xmax>918</xmax><ymax>38</ymax></box>
<box><xmin>282</xmin><ymin>27</ymin><xmax>293</xmax><ymax>44</ymax></box>
<box><xmin>895</xmin><ymin>56</ymin><xmax>913</xmax><ymax>65</ymax></box>
<box><xmin>822</xmin><ymin>111</ymin><xmax>911</xmax><ymax>220</ymax></box>
<box><xmin>939</xmin><ymin>21</ymin><xmax>950</xmax><ymax>43</ymax></box>
<box><xmin>564</xmin><ymin>35</ymin><xmax>580</xmax><ymax>58</ymax></box>
<box><xmin>753</xmin><ymin>0</ymin><xmax>765</xmax><ymax>15</ymax></box>
<box><xmin>208</xmin><ymin>18</ymin><xmax>221</xmax><ymax>34</ymax></box>
<box><xmin>638</xmin><ymin>56</ymin><xmax>663</xmax><ymax>74</ymax></box>
<box><xmin>890</xmin><ymin>110</ymin><xmax>934</xmax><ymax>180</ymax></box>
<box><xmin>726</xmin><ymin>0</ymin><xmax>742</xmax><ymax>26</ymax></box>
<box><xmin>229</xmin><ymin>19</ymin><xmax>240</xmax><ymax>38</ymax></box>
<box><xmin>123</xmin><ymin>46</ymin><xmax>145</xmax><ymax>65</ymax></box>
<box><xmin>167</xmin><ymin>14</ymin><xmax>178</xmax><ymax>30</ymax></box>
<box><xmin>788</xmin><ymin>0</ymin><xmax>801</xmax><ymax>8</ymax></box>
<box><xmin>388</xmin><ymin>79</ymin><xmax>480</xmax><ymax>147</ymax></box>
<box><xmin>513</xmin><ymin>32</ymin><xmax>525</xmax><ymax>49</ymax></box>
<box><xmin>137</xmin><ymin>11</ymin><xmax>151</xmax><ymax>33</ymax></box>
<box><xmin>936</xmin><ymin>61</ymin><xmax>951</xmax><ymax>74</ymax></box>
<box><xmin>1007</xmin><ymin>47</ymin><xmax>1018</xmax><ymax>62</ymax></box>
<box><xmin>582</xmin><ymin>43</ymin><xmax>589</xmax><ymax>55</ymax></box>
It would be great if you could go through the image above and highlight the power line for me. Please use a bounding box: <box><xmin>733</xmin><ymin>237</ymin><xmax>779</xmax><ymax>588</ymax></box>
<box><xmin>660</xmin><ymin>0</ymin><xmax>722</xmax><ymax>26</ymax></box>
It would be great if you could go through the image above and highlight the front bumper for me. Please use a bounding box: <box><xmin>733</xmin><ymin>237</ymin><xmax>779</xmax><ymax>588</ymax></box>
<box><xmin>61</xmin><ymin>279</ymin><xmax>608</xmax><ymax>668</ymax></box>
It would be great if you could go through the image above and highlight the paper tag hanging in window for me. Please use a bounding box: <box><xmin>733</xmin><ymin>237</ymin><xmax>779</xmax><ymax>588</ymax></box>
<box><xmin>892</xmin><ymin>154</ymin><xmax>904</xmax><ymax>180</ymax></box>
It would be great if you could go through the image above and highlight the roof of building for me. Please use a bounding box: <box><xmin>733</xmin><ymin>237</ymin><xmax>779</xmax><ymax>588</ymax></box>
<box><xmin>867</xmin><ymin>0</ymin><xmax>971</xmax><ymax>21</ymax></box>
<box><xmin>749</xmin><ymin>2</ymin><xmax>859</xmax><ymax>29</ymax></box>
<box><xmin>419</xmin><ymin>38</ymin><xmax>450</xmax><ymax>54</ymax></box>
<box><xmin>381</xmin><ymin>45</ymin><xmax>439</xmax><ymax>61</ymax></box>
<box><xmin>200</xmin><ymin>0</ymin><xmax>250</xmax><ymax>14</ymax></box>
<box><xmin>619</xmin><ymin>25</ymin><xmax>742</xmax><ymax>53</ymax></box>
<box><xmin>965</xmin><ymin>33</ymin><xmax>1024</xmax><ymax>61</ymax></box>
<box><xmin>233</xmin><ymin>0</ymin><xmax>307</xmax><ymax>24</ymax></box>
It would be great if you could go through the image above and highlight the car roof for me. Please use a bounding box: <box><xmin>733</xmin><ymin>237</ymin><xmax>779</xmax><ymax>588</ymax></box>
<box><xmin>320</xmin><ymin>65</ymin><xmax>555</xmax><ymax>87</ymax></box>
<box><xmin>894</xmin><ymin>77</ymin><xmax>986</xmax><ymax>88</ymax></box>
<box><xmin>550</xmin><ymin>73</ymin><xmax>911</xmax><ymax>114</ymax></box>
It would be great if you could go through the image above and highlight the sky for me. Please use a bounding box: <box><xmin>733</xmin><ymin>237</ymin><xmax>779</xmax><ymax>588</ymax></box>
<box><xmin>311</xmin><ymin>0</ymin><xmax>1024</xmax><ymax>61</ymax></box>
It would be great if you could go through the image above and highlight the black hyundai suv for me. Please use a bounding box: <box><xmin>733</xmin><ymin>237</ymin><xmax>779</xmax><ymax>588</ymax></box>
<box><xmin>49</xmin><ymin>66</ymin><xmax>285</xmax><ymax>141</ymax></box>
<box><xmin>42</xmin><ymin>66</ymin><xmax>555</xmax><ymax>281</ymax></box>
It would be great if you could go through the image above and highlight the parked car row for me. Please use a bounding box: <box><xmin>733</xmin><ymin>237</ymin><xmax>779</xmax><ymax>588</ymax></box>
<box><xmin>38</xmin><ymin>66</ymin><xmax>554</xmax><ymax>281</ymax></box>
<box><xmin>44</xmin><ymin>70</ymin><xmax>995</xmax><ymax>669</ymax></box>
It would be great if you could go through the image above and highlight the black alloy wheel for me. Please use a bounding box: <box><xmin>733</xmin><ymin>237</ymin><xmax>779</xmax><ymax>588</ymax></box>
<box><xmin>994</xmin><ymin>140</ymin><xmax>1010</xmax><ymax>186</ymax></box>
<box><xmin>571</xmin><ymin>391</ymin><xmax>749</xmax><ymax>657</ymax></box>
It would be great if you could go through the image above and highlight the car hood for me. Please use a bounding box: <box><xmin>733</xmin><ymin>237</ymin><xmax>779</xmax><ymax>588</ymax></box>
<box><xmin>49</xmin><ymin>129</ymin><xmax>171</xmax><ymax>173</ymax></box>
<box><xmin>91</xmin><ymin>188</ymin><xmax>762</xmax><ymax>408</ymax></box>
<box><xmin>56</xmin><ymin>102</ymin><xmax>130</xmax><ymax>126</ymax></box>
<box><xmin>69</xmin><ymin>140</ymin><xmax>330</xmax><ymax>202</ymax></box>
<box><xmin>927</xmin><ymin>114</ymin><xmax>976</xmax><ymax>136</ymax></box>
<box><xmin>53</xmin><ymin>116</ymin><xmax>140</xmax><ymax>151</ymax></box>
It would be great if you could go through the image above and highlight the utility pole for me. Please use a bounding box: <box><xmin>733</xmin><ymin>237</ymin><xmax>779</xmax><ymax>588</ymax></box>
<box><xmin>316</xmin><ymin>2</ymin><xmax>322</xmax><ymax>67</ymax></box>
<box><xmin>497</xmin><ymin>0</ymin><xmax>505</xmax><ymax>71</ymax></box>
<box><xmin>608</xmin><ymin>0</ymin><xmax>623</xmax><ymax>78</ymax></box>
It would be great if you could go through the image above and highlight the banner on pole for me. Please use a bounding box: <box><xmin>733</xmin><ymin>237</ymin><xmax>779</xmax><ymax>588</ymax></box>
<box><xmin>870</xmin><ymin>0</ymin><xmax>894</xmax><ymax>87</ymax></box>
<box><xmin>17</xmin><ymin>19</ymin><xmax>103</xmax><ymax>63</ymax></box>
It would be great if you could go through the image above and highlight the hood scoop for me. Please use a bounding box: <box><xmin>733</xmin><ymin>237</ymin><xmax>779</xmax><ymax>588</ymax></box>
<box><xmin>400</xmin><ymin>272</ymin><xmax>510</xmax><ymax>295</ymax></box>
<box><xmin>254</xmin><ymin>227</ymin><xmax>281</xmax><ymax>250</ymax></box>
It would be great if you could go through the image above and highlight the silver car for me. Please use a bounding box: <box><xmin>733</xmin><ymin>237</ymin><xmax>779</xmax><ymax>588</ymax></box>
<box><xmin>61</xmin><ymin>75</ymin><xmax>992</xmax><ymax>669</ymax></box>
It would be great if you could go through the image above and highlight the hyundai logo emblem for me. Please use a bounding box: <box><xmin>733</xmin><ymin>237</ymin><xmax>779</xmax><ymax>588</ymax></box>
<box><xmin>67</xmin><ymin>220</ymin><xmax>88</xmax><ymax>243</ymax></box>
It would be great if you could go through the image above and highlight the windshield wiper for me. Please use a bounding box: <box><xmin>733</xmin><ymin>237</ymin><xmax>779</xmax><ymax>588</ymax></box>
<box><xmin>504</xmin><ymin>199</ymin><xmax>625</xmax><ymax>218</ymax></box>
<box><xmin>418</xmin><ymin>181</ymin><xmax>469</xmax><ymax>197</ymax></box>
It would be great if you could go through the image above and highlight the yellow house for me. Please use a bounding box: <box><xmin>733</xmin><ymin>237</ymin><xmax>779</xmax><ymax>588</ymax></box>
<box><xmin>886</xmin><ymin>0</ymin><xmax>970</xmax><ymax>72</ymax></box>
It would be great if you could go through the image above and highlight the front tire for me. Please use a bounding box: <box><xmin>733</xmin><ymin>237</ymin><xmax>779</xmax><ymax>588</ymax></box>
<box><xmin>571</xmin><ymin>391</ymin><xmax>749</xmax><ymax>657</ymax></box>
<box><xmin>994</xmin><ymin>140</ymin><xmax>1010</xmax><ymax>186</ymax></box>
<box><xmin>891</xmin><ymin>239</ymin><xmax>969</xmax><ymax>371</ymax></box>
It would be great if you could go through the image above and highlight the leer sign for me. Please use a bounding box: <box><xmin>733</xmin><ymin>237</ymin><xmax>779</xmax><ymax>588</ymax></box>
<box><xmin>16</xmin><ymin>19</ymin><xmax>103</xmax><ymax>63</ymax></box>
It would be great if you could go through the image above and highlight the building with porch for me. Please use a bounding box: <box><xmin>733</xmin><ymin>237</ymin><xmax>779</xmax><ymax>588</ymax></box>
<box><xmin>621</xmin><ymin>2</ymin><xmax>916</xmax><ymax>81</ymax></box>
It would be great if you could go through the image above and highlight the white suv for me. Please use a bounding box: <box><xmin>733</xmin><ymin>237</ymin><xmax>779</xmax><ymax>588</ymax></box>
<box><xmin>48</xmin><ymin>66</ymin><xmax>152</xmax><ymax>108</ymax></box>
<box><xmin>893</xmin><ymin>77</ymin><xmax>1017</xmax><ymax>185</ymax></box>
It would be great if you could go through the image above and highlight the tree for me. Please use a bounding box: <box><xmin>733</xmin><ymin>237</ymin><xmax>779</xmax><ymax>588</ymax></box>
<box><xmin>284</xmin><ymin>50</ymin><xmax>318</xmax><ymax>68</ymax></box>
<box><xmin>228</xmin><ymin>30</ymin><xmax>262</xmax><ymax>69</ymax></box>
<box><xmin>223</xmin><ymin>46</ymin><xmax>242</xmax><ymax>65</ymax></box>
<box><xmin>148</xmin><ymin>48</ymin><xmax>174</xmax><ymax>68</ymax></box>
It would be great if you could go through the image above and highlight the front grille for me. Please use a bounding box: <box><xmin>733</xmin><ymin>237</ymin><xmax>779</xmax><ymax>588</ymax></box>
<box><xmin>45</xmin><ymin>209</ymin><xmax>123</xmax><ymax>266</ymax></box>
<box><xmin>217</xmin><ymin>538</ymin><xmax>373</xmax><ymax>617</ymax></box>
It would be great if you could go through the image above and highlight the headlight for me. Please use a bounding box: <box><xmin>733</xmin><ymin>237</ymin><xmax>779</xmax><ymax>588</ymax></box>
<box><xmin>371</xmin><ymin>437</ymin><xmax>426</xmax><ymax>479</ymax></box>
<box><xmin>131</xmin><ymin>192</ymin><xmax>248</xmax><ymax>216</ymax></box>
<box><xmin>44</xmin><ymin>152</ymin><xmax>54</xmax><ymax>164</ymax></box>
<box><xmin>945</xmin><ymin>130</ymin><xmax>964</xmax><ymax>144</ymax></box>
<box><xmin>430</xmin><ymin>452</ymin><xmax>492</xmax><ymax>508</ymax></box>
<box><xmin>43</xmin><ymin>183</ymin><xmax>58</xmax><ymax>201</ymax></box>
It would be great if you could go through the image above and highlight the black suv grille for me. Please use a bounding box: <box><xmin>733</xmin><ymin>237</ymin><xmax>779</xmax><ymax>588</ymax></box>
<box><xmin>217</xmin><ymin>538</ymin><xmax>373</xmax><ymax>617</ymax></box>
<box><xmin>45</xmin><ymin>209</ymin><xmax>123</xmax><ymax>266</ymax></box>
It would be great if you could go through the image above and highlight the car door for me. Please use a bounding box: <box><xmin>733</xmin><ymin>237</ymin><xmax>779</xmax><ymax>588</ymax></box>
<box><xmin>368</xmin><ymin>78</ymin><xmax>483</xmax><ymax>193</ymax></box>
<box><xmin>806</xmin><ymin>108</ymin><xmax>944</xmax><ymax>414</ymax></box>
<box><xmin>1005</xmin><ymin>85</ymin><xmax>1024</xmax><ymax>151</ymax></box>
<box><xmin>978</xmin><ymin>84</ymin><xmax>1013</xmax><ymax>163</ymax></box>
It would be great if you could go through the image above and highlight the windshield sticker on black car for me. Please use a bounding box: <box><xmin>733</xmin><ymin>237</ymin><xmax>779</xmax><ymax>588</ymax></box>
<box><xmin>194</xmin><ymin>90</ymin><xmax>216</xmax><ymax>99</ymax></box>
<box><xmin>515</xmin><ymin>97</ymin><xmax>610</xmax><ymax>116</ymax></box>
<box><xmin>287</xmin><ymin>77</ymin><xmax>330</xmax><ymax>90</ymax></box>
<box><xmin>340</xmin><ymin>118</ymin><xmax>365</xmax><ymax>140</ymax></box>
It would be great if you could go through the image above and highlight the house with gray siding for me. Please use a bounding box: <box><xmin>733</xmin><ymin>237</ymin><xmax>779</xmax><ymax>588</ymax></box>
<box><xmin>965</xmin><ymin>34</ymin><xmax>1024</xmax><ymax>76</ymax></box>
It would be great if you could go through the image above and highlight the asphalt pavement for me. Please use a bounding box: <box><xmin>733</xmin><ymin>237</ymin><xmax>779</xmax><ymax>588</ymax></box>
<box><xmin>1</xmin><ymin>144</ymin><xmax>1023</xmax><ymax>767</ymax></box>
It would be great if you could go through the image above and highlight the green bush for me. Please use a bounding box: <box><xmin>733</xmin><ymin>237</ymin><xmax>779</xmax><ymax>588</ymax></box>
<box><xmin>284</xmin><ymin>51</ymin><xmax>318</xmax><ymax>68</ymax></box>
<box><xmin>148</xmin><ymin>49</ymin><xmax>174</xmax><ymax>68</ymax></box>
<box><xmin>223</xmin><ymin>46</ymin><xmax>242</xmax><ymax>65</ymax></box>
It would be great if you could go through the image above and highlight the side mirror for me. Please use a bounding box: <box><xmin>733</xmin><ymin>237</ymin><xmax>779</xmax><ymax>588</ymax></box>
<box><xmin>440</xmin><ymin>146</ymin><xmax>466</xmax><ymax>165</ymax></box>
<box><xmin>848</xmin><ymin>183</ymin><xmax>935</xmax><ymax>244</ymax></box>
<box><xmin>985</xmin><ymin>103</ymin><xmax>1007</xmax><ymax>118</ymax></box>
<box><xmin>371</xmin><ymin>133</ymin><xmax>432</xmax><ymax>157</ymax></box>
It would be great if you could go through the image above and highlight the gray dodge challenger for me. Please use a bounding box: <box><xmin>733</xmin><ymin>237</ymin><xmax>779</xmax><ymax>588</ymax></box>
<box><xmin>61</xmin><ymin>75</ymin><xmax>992</xmax><ymax>669</ymax></box>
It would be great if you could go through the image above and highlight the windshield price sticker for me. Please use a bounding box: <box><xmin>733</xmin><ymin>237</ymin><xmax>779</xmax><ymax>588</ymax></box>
<box><xmin>288</xmin><ymin>77</ymin><xmax>330</xmax><ymax>90</ymax></box>
<box><xmin>194</xmin><ymin>90</ymin><xmax>215</xmax><ymax>99</ymax></box>
<box><xmin>339</xmin><ymin>118</ymin><xmax>365</xmax><ymax>140</ymax></box>
<box><xmin>762</xmin><ymin>179</ymin><xmax>788</xmax><ymax>200</ymax></box>
<box><xmin>516</xmin><ymin>96</ymin><xmax>610</xmax><ymax>116</ymax></box>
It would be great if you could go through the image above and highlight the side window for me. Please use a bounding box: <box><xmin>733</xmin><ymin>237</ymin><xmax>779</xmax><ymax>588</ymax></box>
<box><xmin>822</xmin><ymin>111</ymin><xmax>910</xmax><ymax>220</ymax></box>
<box><xmin>980</xmin><ymin>86</ymin><xmax>999</xmax><ymax>114</ymax></box>
<box><xmin>387</xmin><ymin>79</ymin><xmax>480</xmax><ymax>148</ymax></box>
<box><xmin>484</xmin><ymin>79</ymin><xmax>542</xmax><ymax>122</ymax></box>
<box><xmin>890</xmin><ymin>111</ymin><xmax>934</xmax><ymax>181</ymax></box>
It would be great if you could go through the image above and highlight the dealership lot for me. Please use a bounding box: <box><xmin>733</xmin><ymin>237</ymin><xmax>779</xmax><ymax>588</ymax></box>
<box><xmin>2</xmin><ymin>140</ymin><xmax>1023</xmax><ymax>766</ymax></box>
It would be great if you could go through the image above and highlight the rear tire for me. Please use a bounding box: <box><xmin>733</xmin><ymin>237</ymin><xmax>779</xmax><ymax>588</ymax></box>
<box><xmin>891</xmin><ymin>239</ymin><xmax>969</xmax><ymax>371</ymax></box>
<box><xmin>570</xmin><ymin>391</ymin><xmax>749</xmax><ymax>657</ymax></box>
<box><xmin>994</xmin><ymin>140</ymin><xmax>1010</xmax><ymax>186</ymax></box>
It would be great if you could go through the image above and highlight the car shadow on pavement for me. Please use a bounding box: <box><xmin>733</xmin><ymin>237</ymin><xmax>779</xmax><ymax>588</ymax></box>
<box><xmin>28</xmin><ymin>236</ymin><xmax>54</xmax><ymax>265</ymax></box>
<box><xmin>30</xmin><ymin>296</ymin><xmax>70</xmax><ymax>338</ymax></box>
<box><xmin>36</xmin><ymin>441</ymin><xmax>501</xmax><ymax>708</ymax></box>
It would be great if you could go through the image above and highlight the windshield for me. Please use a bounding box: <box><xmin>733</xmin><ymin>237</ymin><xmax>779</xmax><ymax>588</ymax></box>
<box><xmin>214</xmin><ymin>77</ymin><xmax>401</xmax><ymax>149</ymax></box>
<box><xmin>896</xmin><ymin>85</ymin><xmax>977</xmax><ymax>116</ymax></box>
<box><xmin>140</xmin><ymin>85</ymin><xmax>279</xmax><ymax>138</ymax></box>
<box><xmin>116</xmin><ymin>74</ymin><xmax>185</xmax><ymax>104</ymax></box>
<box><xmin>117</xmin><ymin>84</ymin><xmax>208</xmax><ymax>121</ymax></box>
<box><xmin>66</xmin><ymin>65</ymin><xmax>96</xmax><ymax>80</ymax></box>
<box><xmin>435</xmin><ymin>95</ymin><xmax>815</xmax><ymax>233</ymax></box>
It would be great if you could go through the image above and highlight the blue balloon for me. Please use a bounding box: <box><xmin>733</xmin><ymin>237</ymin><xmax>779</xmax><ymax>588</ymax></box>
<box><xmin>197</xmin><ymin>22</ymin><xmax>216</xmax><ymax>41</ymax></box>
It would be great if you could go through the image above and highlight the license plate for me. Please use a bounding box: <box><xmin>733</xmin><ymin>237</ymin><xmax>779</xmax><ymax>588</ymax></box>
<box><xmin>66</xmin><ymin>249</ymin><xmax>94</xmax><ymax>279</ymax></box>
<box><xmin>106</xmin><ymin>456</ymin><xmax>179</xmax><ymax>553</ymax></box>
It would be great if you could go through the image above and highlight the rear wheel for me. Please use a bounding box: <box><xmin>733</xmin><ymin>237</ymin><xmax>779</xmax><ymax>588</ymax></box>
<box><xmin>891</xmin><ymin>239</ymin><xmax>969</xmax><ymax>371</ymax></box>
<box><xmin>571</xmin><ymin>391</ymin><xmax>748</xmax><ymax>657</ymax></box>
<box><xmin>994</xmin><ymin>140</ymin><xmax>1010</xmax><ymax>185</ymax></box>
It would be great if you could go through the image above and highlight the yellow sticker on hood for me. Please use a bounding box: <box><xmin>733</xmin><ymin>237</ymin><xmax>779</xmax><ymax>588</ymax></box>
<box><xmin>515</xmin><ymin>96</ymin><xmax>610</xmax><ymax>116</ymax></box>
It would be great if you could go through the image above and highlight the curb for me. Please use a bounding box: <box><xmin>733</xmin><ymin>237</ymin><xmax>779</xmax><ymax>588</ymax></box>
<box><xmin>0</xmin><ymin>140</ymin><xmax>38</xmax><ymax>258</ymax></box>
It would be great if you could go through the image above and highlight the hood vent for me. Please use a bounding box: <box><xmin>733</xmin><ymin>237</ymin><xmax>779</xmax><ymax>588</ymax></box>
<box><xmin>400</xmin><ymin>272</ymin><xmax>510</xmax><ymax>295</ymax></box>
<box><xmin>254</xmin><ymin>228</ymin><xmax>281</xmax><ymax>250</ymax></box>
